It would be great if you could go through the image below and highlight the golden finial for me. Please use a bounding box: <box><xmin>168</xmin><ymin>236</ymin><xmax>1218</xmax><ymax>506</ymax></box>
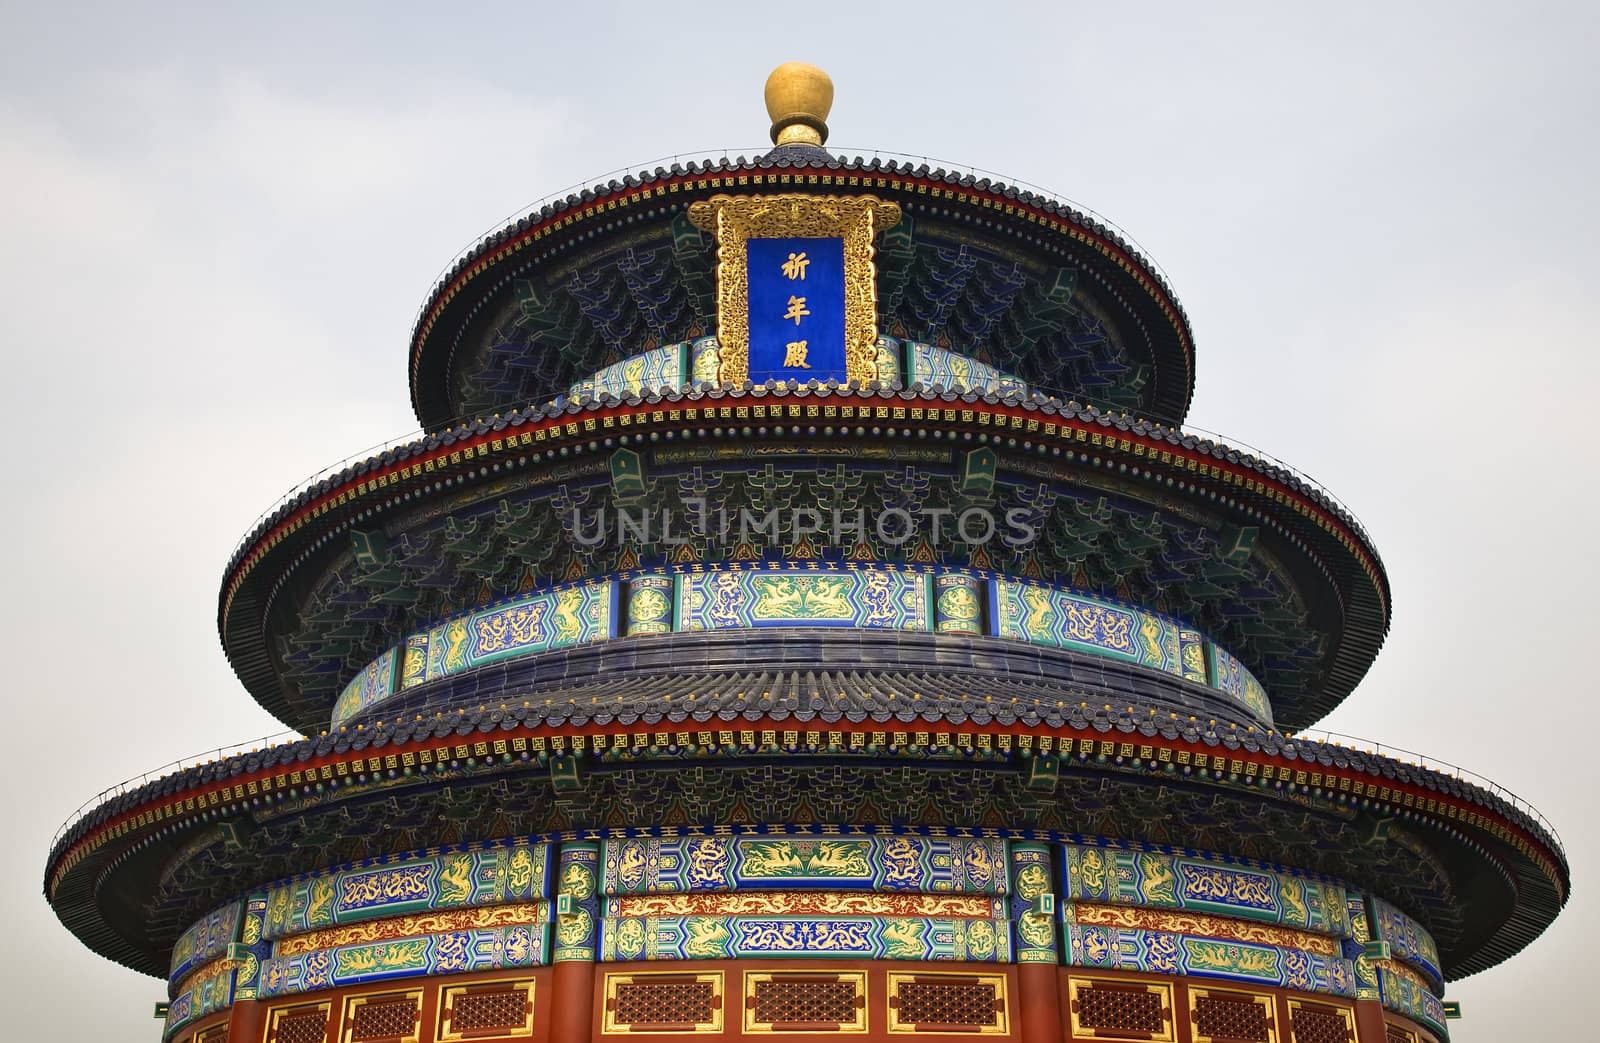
<box><xmin>764</xmin><ymin>61</ymin><xmax>833</xmax><ymax>147</ymax></box>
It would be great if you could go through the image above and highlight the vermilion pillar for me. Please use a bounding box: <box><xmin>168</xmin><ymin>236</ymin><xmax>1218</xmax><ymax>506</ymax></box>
<box><xmin>549</xmin><ymin>841</ymin><xmax>601</xmax><ymax>1043</ymax></box>
<box><xmin>1010</xmin><ymin>841</ymin><xmax>1063</xmax><ymax>1042</ymax></box>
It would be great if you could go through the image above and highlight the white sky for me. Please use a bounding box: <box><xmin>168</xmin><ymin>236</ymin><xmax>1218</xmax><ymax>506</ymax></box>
<box><xmin>1</xmin><ymin>2</ymin><xmax>1594</xmax><ymax>1039</ymax></box>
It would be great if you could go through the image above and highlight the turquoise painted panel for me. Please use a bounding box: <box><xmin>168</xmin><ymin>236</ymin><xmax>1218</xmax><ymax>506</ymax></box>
<box><xmin>1064</xmin><ymin>923</ymin><xmax>1356</xmax><ymax>997</ymax></box>
<box><xmin>331</xmin><ymin>648</ymin><xmax>399</xmax><ymax>730</ymax></box>
<box><xmin>232</xmin><ymin>894</ymin><xmax>271</xmax><ymax>1002</ymax></box>
<box><xmin>1061</xmin><ymin>843</ymin><xmax>1350</xmax><ymax>937</ymax></box>
<box><xmin>677</xmin><ymin>568</ymin><xmax>931</xmax><ymax>631</ymax></box>
<box><xmin>334</xmin><ymin>580</ymin><xmax>616</xmax><ymax>724</ymax></box>
<box><xmin>262</xmin><ymin>841</ymin><xmax>551</xmax><ymax>940</ymax></box>
<box><xmin>169</xmin><ymin>900</ymin><xmax>242</xmax><ymax>984</ymax></box>
<box><xmin>163</xmin><ymin>965</ymin><xmax>235</xmax><ymax>1039</ymax></box>
<box><xmin>601</xmin><ymin>834</ymin><xmax>1007</xmax><ymax>895</ymax></box>
<box><xmin>553</xmin><ymin>843</ymin><xmax>601</xmax><ymax>962</ymax></box>
<box><xmin>570</xmin><ymin>342</ymin><xmax>689</xmax><ymax>399</ymax></box>
<box><xmin>1010</xmin><ymin>842</ymin><xmax>1058</xmax><ymax>963</ymax></box>
<box><xmin>1372</xmin><ymin>896</ymin><xmax>1443</xmax><ymax>991</ymax></box>
<box><xmin>1210</xmin><ymin>645</ymin><xmax>1273</xmax><ymax>724</ymax></box>
<box><xmin>908</xmin><ymin>341</ymin><xmax>1028</xmax><ymax>396</ymax></box>
<box><xmin>1379</xmin><ymin>964</ymin><xmax>1449</xmax><ymax>1039</ymax></box>
<box><xmin>601</xmin><ymin>915</ymin><xmax>1010</xmax><ymax>962</ymax></box>
<box><xmin>995</xmin><ymin>577</ymin><xmax>1273</xmax><ymax>723</ymax></box>
<box><xmin>1346</xmin><ymin>894</ymin><xmax>1380</xmax><ymax>1000</ymax></box>
<box><xmin>996</xmin><ymin>579</ymin><xmax>1185</xmax><ymax>675</ymax></box>
<box><xmin>257</xmin><ymin>922</ymin><xmax>548</xmax><ymax>998</ymax></box>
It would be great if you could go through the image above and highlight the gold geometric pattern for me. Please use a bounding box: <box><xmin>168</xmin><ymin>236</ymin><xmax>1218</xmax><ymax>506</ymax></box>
<box><xmin>341</xmin><ymin>990</ymin><xmax>422</xmax><ymax>1043</ymax></box>
<box><xmin>615</xmin><ymin>891</ymin><xmax>997</xmax><ymax>919</ymax></box>
<box><xmin>268</xmin><ymin>1002</ymin><xmax>331</xmax><ymax>1043</ymax></box>
<box><xmin>1285</xmin><ymin>999</ymin><xmax>1356</xmax><ymax>1043</ymax></box>
<box><xmin>742</xmin><ymin>971</ymin><xmax>868</xmax><ymax>1034</ymax></box>
<box><xmin>1384</xmin><ymin>1024</ymin><xmax>1417</xmax><ymax>1043</ymax></box>
<box><xmin>887</xmin><ymin>971</ymin><xmax>1008</xmax><ymax>1035</ymax></box>
<box><xmin>196</xmin><ymin>1025</ymin><xmax>230</xmax><ymax>1043</ymax></box>
<box><xmin>1066</xmin><ymin>977</ymin><xmax>1176</xmax><ymax>1041</ymax></box>
<box><xmin>277</xmin><ymin>903</ymin><xmax>547</xmax><ymax>956</ymax></box>
<box><xmin>438</xmin><ymin>978</ymin><xmax>535</xmax><ymax>1041</ymax></box>
<box><xmin>1190</xmin><ymin>987</ymin><xmax>1277</xmax><ymax>1043</ymax></box>
<box><xmin>602</xmin><ymin>971</ymin><xmax>724</xmax><ymax>1034</ymax></box>
<box><xmin>686</xmin><ymin>193</ymin><xmax>901</xmax><ymax>387</ymax></box>
<box><xmin>1071</xmin><ymin>902</ymin><xmax>1340</xmax><ymax>957</ymax></box>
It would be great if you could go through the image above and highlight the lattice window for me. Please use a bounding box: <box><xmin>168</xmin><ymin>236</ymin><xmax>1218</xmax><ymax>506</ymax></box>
<box><xmin>615</xmin><ymin>981</ymin><xmax>717</xmax><ymax>1028</ymax></box>
<box><xmin>603</xmin><ymin>972</ymin><xmax>724</xmax><ymax>1034</ymax></box>
<box><xmin>1194</xmin><ymin>992</ymin><xmax>1273</xmax><ymax>1042</ymax></box>
<box><xmin>349</xmin><ymin>996</ymin><xmax>418</xmax><ymax>1042</ymax></box>
<box><xmin>755</xmin><ymin>979</ymin><xmax>856</xmax><ymax>1025</ymax></box>
<box><xmin>1080</xmin><ymin>985</ymin><xmax>1166</xmax><ymax>1033</ymax></box>
<box><xmin>896</xmin><ymin>979</ymin><xmax>992</xmax><ymax>1023</ymax></box>
<box><xmin>1288</xmin><ymin>1003</ymin><xmax>1354</xmax><ymax>1043</ymax></box>
<box><xmin>743</xmin><ymin>972</ymin><xmax>868</xmax><ymax>1032</ymax></box>
<box><xmin>273</xmin><ymin>1009</ymin><xmax>330</xmax><ymax>1043</ymax></box>
<box><xmin>441</xmin><ymin>980</ymin><xmax>535</xmax><ymax>1041</ymax></box>
<box><xmin>198</xmin><ymin>1027</ymin><xmax>230</xmax><ymax>1043</ymax></box>
<box><xmin>451</xmin><ymin>989</ymin><xmax>527</xmax><ymax>1032</ymax></box>
<box><xmin>1385</xmin><ymin>1026</ymin><xmax>1416</xmax><ymax>1043</ymax></box>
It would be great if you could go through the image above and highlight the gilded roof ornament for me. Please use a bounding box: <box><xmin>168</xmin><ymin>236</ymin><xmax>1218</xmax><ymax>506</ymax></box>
<box><xmin>764</xmin><ymin>61</ymin><xmax>833</xmax><ymax>147</ymax></box>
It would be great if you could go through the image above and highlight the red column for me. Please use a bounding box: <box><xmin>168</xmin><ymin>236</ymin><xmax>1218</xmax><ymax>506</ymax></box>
<box><xmin>549</xmin><ymin>841</ymin><xmax>601</xmax><ymax>1043</ymax></box>
<box><xmin>226</xmin><ymin>997</ymin><xmax>268</xmax><ymax>1042</ymax></box>
<box><xmin>549</xmin><ymin>961</ymin><xmax>596</xmax><ymax>1043</ymax></box>
<box><xmin>1017</xmin><ymin>963</ymin><xmax>1063</xmax><ymax>1043</ymax></box>
<box><xmin>1353</xmin><ymin>997</ymin><xmax>1391</xmax><ymax>1042</ymax></box>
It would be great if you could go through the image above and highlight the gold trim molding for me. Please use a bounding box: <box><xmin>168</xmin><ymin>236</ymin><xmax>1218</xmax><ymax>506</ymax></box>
<box><xmin>437</xmin><ymin>977</ymin><xmax>536</xmax><ymax>1040</ymax></box>
<box><xmin>339</xmin><ymin>989</ymin><xmax>423</xmax><ymax>1043</ymax></box>
<box><xmin>741</xmin><ymin>970</ymin><xmax>868</xmax><ymax>1034</ymax></box>
<box><xmin>886</xmin><ymin>971</ymin><xmax>1009</xmax><ymax>1035</ymax></box>
<box><xmin>1189</xmin><ymin>986</ymin><xmax>1278</xmax><ymax>1043</ymax></box>
<box><xmin>687</xmin><ymin>193</ymin><xmax>901</xmax><ymax>388</ymax></box>
<box><xmin>1065</xmin><ymin>975</ymin><xmax>1177</xmax><ymax>1042</ymax></box>
<box><xmin>601</xmin><ymin>970</ymin><xmax>725</xmax><ymax>1034</ymax></box>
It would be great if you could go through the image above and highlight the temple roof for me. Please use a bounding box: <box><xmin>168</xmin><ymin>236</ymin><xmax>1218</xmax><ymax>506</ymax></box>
<box><xmin>218</xmin><ymin>384</ymin><xmax>1388</xmax><ymax>733</ymax></box>
<box><xmin>406</xmin><ymin>152</ymin><xmax>1196</xmax><ymax>429</ymax></box>
<box><xmin>44</xmin><ymin>698</ymin><xmax>1566</xmax><ymax>983</ymax></box>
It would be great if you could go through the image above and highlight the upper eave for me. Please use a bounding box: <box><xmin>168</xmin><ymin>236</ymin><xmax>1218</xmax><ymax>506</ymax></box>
<box><xmin>217</xmin><ymin>385</ymin><xmax>1389</xmax><ymax>733</ymax></box>
<box><xmin>44</xmin><ymin>705</ymin><xmax>1566</xmax><ymax>981</ymax></box>
<box><xmin>405</xmin><ymin>153</ymin><xmax>1196</xmax><ymax>430</ymax></box>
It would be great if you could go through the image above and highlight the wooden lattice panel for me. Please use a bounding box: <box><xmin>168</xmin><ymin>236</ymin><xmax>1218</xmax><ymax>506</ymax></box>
<box><xmin>440</xmin><ymin>979</ymin><xmax>536</xmax><ymax>1040</ymax></box>
<box><xmin>1385</xmin><ymin>1025</ymin><xmax>1417</xmax><ymax>1043</ymax></box>
<box><xmin>456</xmin><ymin>991</ymin><xmax>524</xmax><ymax>1031</ymax></box>
<box><xmin>1066</xmin><ymin>977</ymin><xmax>1176</xmax><ymax>1041</ymax></box>
<box><xmin>269</xmin><ymin>1004</ymin><xmax>331</xmax><ymax>1043</ymax></box>
<box><xmin>197</xmin><ymin>1026</ymin><xmax>230</xmax><ymax>1043</ymax></box>
<box><xmin>1191</xmin><ymin>988</ymin><xmax>1277</xmax><ymax>1043</ymax></box>
<box><xmin>342</xmin><ymin>992</ymin><xmax>421</xmax><ymax>1043</ymax></box>
<box><xmin>1286</xmin><ymin>1000</ymin><xmax>1356</xmax><ymax>1043</ymax></box>
<box><xmin>743</xmin><ymin>971</ymin><xmax>867</xmax><ymax>1033</ymax></box>
<box><xmin>602</xmin><ymin>972</ymin><xmax>723</xmax><ymax>1034</ymax></box>
<box><xmin>888</xmin><ymin>972</ymin><xmax>1008</xmax><ymax>1035</ymax></box>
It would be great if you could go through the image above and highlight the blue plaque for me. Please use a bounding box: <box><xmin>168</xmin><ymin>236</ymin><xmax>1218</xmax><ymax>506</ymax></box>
<box><xmin>746</xmin><ymin>236</ymin><xmax>846</xmax><ymax>383</ymax></box>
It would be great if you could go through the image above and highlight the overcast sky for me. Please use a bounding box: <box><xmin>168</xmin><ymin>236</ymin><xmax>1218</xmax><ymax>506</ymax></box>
<box><xmin>1</xmin><ymin>3</ymin><xmax>1594</xmax><ymax>1039</ymax></box>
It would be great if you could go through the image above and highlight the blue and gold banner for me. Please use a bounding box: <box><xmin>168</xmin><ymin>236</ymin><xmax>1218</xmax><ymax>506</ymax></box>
<box><xmin>747</xmin><ymin>237</ymin><xmax>846</xmax><ymax>383</ymax></box>
<box><xmin>687</xmin><ymin>193</ymin><xmax>900</xmax><ymax>387</ymax></box>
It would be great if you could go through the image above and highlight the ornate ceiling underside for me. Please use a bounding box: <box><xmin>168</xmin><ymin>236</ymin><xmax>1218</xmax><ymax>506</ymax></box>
<box><xmin>450</xmin><ymin>211</ymin><xmax>1144</xmax><ymax>425</ymax></box>
<box><xmin>44</xmin><ymin>705</ymin><xmax>1563</xmax><ymax>984</ymax></box>
<box><xmin>409</xmin><ymin>155</ymin><xmax>1195</xmax><ymax>430</ymax></box>
<box><xmin>273</xmin><ymin>454</ymin><xmax>1321</xmax><ymax>732</ymax></box>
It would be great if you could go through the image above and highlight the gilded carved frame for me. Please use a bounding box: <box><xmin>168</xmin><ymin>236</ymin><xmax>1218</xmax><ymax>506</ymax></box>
<box><xmin>886</xmin><ymin>971</ymin><xmax>1010</xmax><ymax>1035</ymax></box>
<box><xmin>600</xmin><ymin>970</ymin><xmax>725</xmax><ymax>1035</ymax></box>
<box><xmin>687</xmin><ymin>193</ymin><xmax>901</xmax><ymax>388</ymax></box>
<box><xmin>436</xmin><ymin>976</ymin><xmax>536</xmax><ymax>1040</ymax></box>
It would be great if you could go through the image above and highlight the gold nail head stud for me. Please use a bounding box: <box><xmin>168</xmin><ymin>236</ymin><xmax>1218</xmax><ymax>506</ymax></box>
<box><xmin>765</xmin><ymin>61</ymin><xmax>833</xmax><ymax>147</ymax></box>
